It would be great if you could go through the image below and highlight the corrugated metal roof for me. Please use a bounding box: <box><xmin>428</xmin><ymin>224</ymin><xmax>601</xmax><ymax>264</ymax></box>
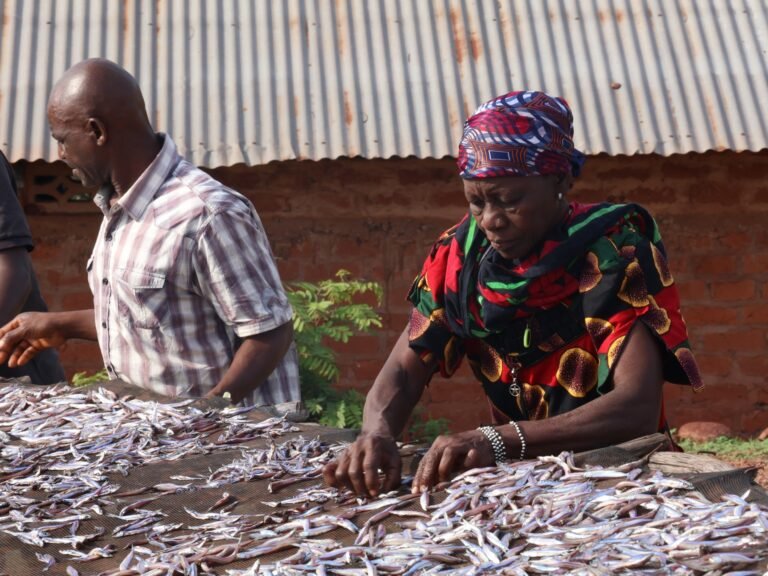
<box><xmin>1</xmin><ymin>0</ymin><xmax>766</xmax><ymax>167</ymax></box>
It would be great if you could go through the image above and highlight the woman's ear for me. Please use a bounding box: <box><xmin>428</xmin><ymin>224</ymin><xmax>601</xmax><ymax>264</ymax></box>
<box><xmin>556</xmin><ymin>172</ymin><xmax>574</xmax><ymax>193</ymax></box>
<box><xmin>554</xmin><ymin>173</ymin><xmax>573</xmax><ymax>200</ymax></box>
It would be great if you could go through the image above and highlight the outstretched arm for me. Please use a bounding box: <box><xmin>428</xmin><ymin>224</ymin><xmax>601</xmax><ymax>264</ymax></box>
<box><xmin>412</xmin><ymin>321</ymin><xmax>664</xmax><ymax>491</ymax></box>
<box><xmin>0</xmin><ymin>310</ymin><xmax>97</xmax><ymax>367</ymax></box>
<box><xmin>323</xmin><ymin>327</ymin><xmax>437</xmax><ymax>497</ymax></box>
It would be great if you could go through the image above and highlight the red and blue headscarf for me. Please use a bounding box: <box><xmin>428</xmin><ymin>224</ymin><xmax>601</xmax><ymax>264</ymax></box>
<box><xmin>457</xmin><ymin>91</ymin><xmax>586</xmax><ymax>179</ymax></box>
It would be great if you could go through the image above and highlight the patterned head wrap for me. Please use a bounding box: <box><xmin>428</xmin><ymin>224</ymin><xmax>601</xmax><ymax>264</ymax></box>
<box><xmin>457</xmin><ymin>90</ymin><xmax>586</xmax><ymax>179</ymax></box>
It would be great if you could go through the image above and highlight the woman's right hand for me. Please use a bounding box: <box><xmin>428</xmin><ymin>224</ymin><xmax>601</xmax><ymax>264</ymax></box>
<box><xmin>323</xmin><ymin>433</ymin><xmax>402</xmax><ymax>498</ymax></box>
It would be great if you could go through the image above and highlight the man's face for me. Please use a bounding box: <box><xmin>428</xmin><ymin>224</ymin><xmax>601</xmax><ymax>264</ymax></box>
<box><xmin>47</xmin><ymin>100</ymin><xmax>108</xmax><ymax>189</ymax></box>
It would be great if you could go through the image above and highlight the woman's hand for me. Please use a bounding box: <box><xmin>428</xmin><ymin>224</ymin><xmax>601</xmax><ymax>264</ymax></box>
<box><xmin>412</xmin><ymin>429</ymin><xmax>495</xmax><ymax>493</ymax></box>
<box><xmin>323</xmin><ymin>433</ymin><xmax>402</xmax><ymax>498</ymax></box>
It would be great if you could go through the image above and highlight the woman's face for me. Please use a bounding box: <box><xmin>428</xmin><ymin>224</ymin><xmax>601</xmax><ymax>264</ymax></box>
<box><xmin>463</xmin><ymin>174</ymin><xmax>570</xmax><ymax>261</ymax></box>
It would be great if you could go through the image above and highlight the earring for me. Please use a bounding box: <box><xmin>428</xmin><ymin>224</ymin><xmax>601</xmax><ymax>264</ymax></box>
<box><xmin>557</xmin><ymin>192</ymin><xmax>563</xmax><ymax>200</ymax></box>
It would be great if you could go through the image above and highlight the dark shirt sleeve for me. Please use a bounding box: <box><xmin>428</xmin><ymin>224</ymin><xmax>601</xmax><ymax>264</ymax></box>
<box><xmin>0</xmin><ymin>151</ymin><xmax>66</xmax><ymax>384</ymax></box>
<box><xmin>0</xmin><ymin>151</ymin><xmax>33</xmax><ymax>252</ymax></box>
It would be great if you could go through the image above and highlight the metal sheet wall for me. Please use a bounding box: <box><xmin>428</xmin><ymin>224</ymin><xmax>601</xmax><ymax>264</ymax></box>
<box><xmin>1</xmin><ymin>0</ymin><xmax>766</xmax><ymax>166</ymax></box>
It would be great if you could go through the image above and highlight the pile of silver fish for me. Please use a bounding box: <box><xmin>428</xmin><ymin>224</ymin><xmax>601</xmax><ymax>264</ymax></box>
<box><xmin>1</xmin><ymin>383</ymin><xmax>767</xmax><ymax>575</ymax></box>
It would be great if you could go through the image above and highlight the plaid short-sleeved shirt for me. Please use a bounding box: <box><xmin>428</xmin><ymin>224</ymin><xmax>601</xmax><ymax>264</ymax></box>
<box><xmin>88</xmin><ymin>135</ymin><xmax>300</xmax><ymax>406</ymax></box>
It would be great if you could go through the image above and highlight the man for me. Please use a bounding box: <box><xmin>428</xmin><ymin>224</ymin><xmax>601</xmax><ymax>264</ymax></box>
<box><xmin>0</xmin><ymin>59</ymin><xmax>300</xmax><ymax>408</ymax></box>
<box><xmin>0</xmin><ymin>151</ymin><xmax>66</xmax><ymax>384</ymax></box>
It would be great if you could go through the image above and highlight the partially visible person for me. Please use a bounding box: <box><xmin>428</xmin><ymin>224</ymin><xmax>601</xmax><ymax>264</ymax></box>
<box><xmin>0</xmin><ymin>59</ymin><xmax>300</xmax><ymax>409</ymax></box>
<box><xmin>0</xmin><ymin>150</ymin><xmax>65</xmax><ymax>384</ymax></box>
<box><xmin>324</xmin><ymin>90</ymin><xmax>703</xmax><ymax>497</ymax></box>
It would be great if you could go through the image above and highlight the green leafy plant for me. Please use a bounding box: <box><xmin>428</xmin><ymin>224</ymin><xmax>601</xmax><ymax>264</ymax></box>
<box><xmin>678</xmin><ymin>436</ymin><xmax>768</xmax><ymax>459</ymax></box>
<box><xmin>71</xmin><ymin>369</ymin><xmax>109</xmax><ymax>387</ymax></box>
<box><xmin>286</xmin><ymin>270</ymin><xmax>383</xmax><ymax>429</ymax></box>
<box><xmin>407</xmin><ymin>406</ymin><xmax>451</xmax><ymax>444</ymax></box>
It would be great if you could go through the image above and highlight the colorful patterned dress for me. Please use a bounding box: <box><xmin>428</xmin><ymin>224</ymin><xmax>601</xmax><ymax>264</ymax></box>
<box><xmin>407</xmin><ymin>202</ymin><xmax>703</xmax><ymax>426</ymax></box>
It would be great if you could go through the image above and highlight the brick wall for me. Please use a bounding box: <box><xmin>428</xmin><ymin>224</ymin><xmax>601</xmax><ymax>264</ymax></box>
<box><xmin>23</xmin><ymin>150</ymin><xmax>768</xmax><ymax>434</ymax></box>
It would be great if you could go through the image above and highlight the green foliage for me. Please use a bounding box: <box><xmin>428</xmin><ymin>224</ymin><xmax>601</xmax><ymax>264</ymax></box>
<box><xmin>286</xmin><ymin>270</ymin><xmax>383</xmax><ymax>429</ymax></box>
<box><xmin>678</xmin><ymin>436</ymin><xmax>768</xmax><ymax>459</ymax></box>
<box><xmin>407</xmin><ymin>406</ymin><xmax>451</xmax><ymax>444</ymax></box>
<box><xmin>304</xmin><ymin>389</ymin><xmax>366</xmax><ymax>430</ymax></box>
<box><xmin>71</xmin><ymin>369</ymin><xmax>109</xmax><ymax>388</ymax></box>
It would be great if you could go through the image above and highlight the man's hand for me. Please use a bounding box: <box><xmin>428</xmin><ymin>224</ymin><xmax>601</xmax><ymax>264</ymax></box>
<box><xmin>0</xmin><ymin>312</ymin><xmax>67</xmax><ymax>367</ymax></box>
<box><xmin>323</xmin><ymin>433</ymin><xmax>402</xmax><ymax>498</ymax></box>
<box><xmin>412</xmin><ymin>429</ymin><xmax>495</xmax><ymax>493</ymax></box>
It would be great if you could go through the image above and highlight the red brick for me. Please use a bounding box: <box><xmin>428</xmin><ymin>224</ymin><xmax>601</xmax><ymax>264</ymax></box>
<box><xmin>593</xmin><ymin>166</ymin><xmax>655</xmax><ymax>181</ymax></box>
<box><xmin>251</xmin><ymin>194</ymin><xmax>290</xmax><ymax>214</ymax></box>
<box><xmin>384</xmin><ymin>312</ymin><xmax>410</xmax><ymax>332</ymax></box>
<box><xmin>570</xmin><ymin>187</ymin><xmax>609</xmax><ymax>204</ymax></box>
<box><xmin>329</xmin><ymin>334</ymin><xmax>385</xmax><ymax>358</ymax></box>
<box><xmin>397</xmin><ymin>166</ymin><xmax>455</xmax><ymax>187</ymax></box>
<box><xmin>61</xmin><ymin>291</ymin><xmax>94</xmax><ymax>310</ymax></box>
<box><xmin>742</xmin><ymin>304</ymin><xmax>768</xmax><ymax>325</ymax></box>
<box><xmin>702</xmin><ymin>329</ymin><xmax>765</xmax><ymax>353</ymax></box>
<box><xmin>725</xmin><ymin>153</ymin><xmax>768</xmax><ymax>181</ymax></box>
<box><xmin>739</xmin><ymin>356</ymin><xmax>768</xmax><ymax>378</ymax></box>
<box><xmin>660</xmin><ymin>157</ymin><xmax>715</xmax><ymax>179</ymax></box>
<box><xmin>276</xmin><ymin>259</ymin><xmax>302</xmax><ymax>282</ymax></box>
<box><xmin>740</xmin><ymin>410</ymin><xmax>768</xmax><ymax>435</ymax></box>
<box><xmin>710</xmin><ymin>280</ymin><xmax>756</xmax><ymax>301</ymax></box>
<box><xmin>324</xmin><ymin>261</ymin><xmax>386</xmax><ymax>280</ymax></box>
<box><xmin>706</xmin><ymin>383</ymin><xmax>751</xmax><ymax>403</ymax></box>
<box><xmin>620</xmin><ymin>185</ymin><xmax>680</xmax><ymax>205</ymax></box>
<box><xmin>751</xmin><ymin>390</ymin><xmax>768</xmax><ymax>416</ymax></box>
<box><xmin>694</xmin><ymin>354</ymin><xmax>734</xmax><ymax>377</ymax></box>
<box><xmin>716</xmin><ymin>232</ymin><xmax>753</xmax><ymax>251</ymax></box>
<box><xmin>43</xmin><ymin>270</ymin><xmax>88</xmax><ymax>290</ymax></box>
<box><xmin>682</xmin><ymin>305</ymin><xmax>739</xmax><ymax>326</ymax></box>
<box><xmin>676</xmin><ymin>280</ymin><xmax>709</xmax><ymax>301</ymax></box>
<box><xmin>663</xmin><ymin>384</ymin><xmax>687</xmax><ymax>403</ymax></box>
<box><xmin>689</xmin><ymin>181</ymin><xmax>739</xmax><ymax>205</ymax></box>
<box><xmin>751</xmin><ymin>186</ymin><xmax>768</xmax><ymax>204</ymax></box>
<box><xmin>690</xmin><ymin>255</ymin><xmax>739</xmax><ymax>276</ymax></box>
<box><xmin>743</xmin><ymin>253</ymin><xmax>768</xmax><ymax>275</ymax></box>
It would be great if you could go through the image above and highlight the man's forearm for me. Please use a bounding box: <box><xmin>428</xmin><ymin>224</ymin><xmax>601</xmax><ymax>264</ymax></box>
<box><xmin>52</xmin><ymin>310</ymin><xmax>98</xmax><ymax>340</ymax></box>
<box><xmin>208</xmin><ymin>321</ymin><xmax>294</xmax><ymax>404</ymax></box>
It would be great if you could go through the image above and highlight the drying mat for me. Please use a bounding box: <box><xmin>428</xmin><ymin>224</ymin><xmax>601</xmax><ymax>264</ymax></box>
<box><xmin>1</xmin><ymin>380</ymin><xmax>765</xmax><ymax>575</ymax></box>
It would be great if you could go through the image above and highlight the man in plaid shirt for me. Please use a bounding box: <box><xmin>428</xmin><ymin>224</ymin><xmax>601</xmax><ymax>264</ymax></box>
<box><xmin>0</xmin><ymin>59</ymin><xmax>300</xmax><ymax>410</ymax></box>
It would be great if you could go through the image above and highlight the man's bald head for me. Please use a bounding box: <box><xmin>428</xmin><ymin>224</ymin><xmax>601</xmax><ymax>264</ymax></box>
<box><xmin>48</xmin><ymin>58</ymin><xmax>151</xmax><ymax>130</ymax></box>
<box><xmin>47</xmin><ymin>59</ymin><xmax>161</xmax><ymax>192</ymax></box>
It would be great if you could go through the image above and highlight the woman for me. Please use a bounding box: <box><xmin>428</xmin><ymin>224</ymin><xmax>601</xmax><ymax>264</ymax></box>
<box><xmin>324</xmin><ymin>91</ymin><xmax>703</xmax><ymax>497</ymax></box>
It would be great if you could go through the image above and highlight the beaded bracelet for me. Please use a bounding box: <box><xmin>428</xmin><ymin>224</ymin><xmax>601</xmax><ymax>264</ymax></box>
<box><xmin>477</xmin><ymin>425</ymin><xmax>507</xmax><ymax>464</ymax></box>
<box><xmin>508</xmin><ymin>420</ymin><xmax>527</xmax><ymax>461</ymax></box>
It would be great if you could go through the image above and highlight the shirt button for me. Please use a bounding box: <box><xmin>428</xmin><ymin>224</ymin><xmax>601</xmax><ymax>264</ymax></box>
<box><xmin>101</xmin><ymin>322</ymin><xmax>107</xmax><ymax>328</ymax></box>
<box><xmin>106</xmin><ymin>234</ymin><xmax>113</xmax><ymax>241</ymax></box>
<box><xmin>102</xmin><ymin>278</ymin><xmax>109</xmax><ymax>285</ymax></box>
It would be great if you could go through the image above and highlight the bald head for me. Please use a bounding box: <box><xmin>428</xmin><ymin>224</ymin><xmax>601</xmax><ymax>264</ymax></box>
<box><xmin>48</xmin><ymin>58</ymin><xmax>161</xmax><ymax>192</ymax></box>
<box><xmin>49</xmin><ymin>58</ymin><xmax>151</xmax><ymax>130</ymax></box>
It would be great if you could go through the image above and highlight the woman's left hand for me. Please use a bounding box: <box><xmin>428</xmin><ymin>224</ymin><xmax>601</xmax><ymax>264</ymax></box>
<box><xmin>412</xmin><ymin>429</ymin><xmax>495</xmax><ymax>493</ymax></box>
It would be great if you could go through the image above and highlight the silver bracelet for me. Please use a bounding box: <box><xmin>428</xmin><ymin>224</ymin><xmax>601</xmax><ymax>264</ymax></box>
<box><xmin>478</xmin><ymin>425</ymin><xmax>507</xmax><ymax>464</ymax></box>
<box><xmin>509</xmin><ymin>420</ymin><xmax>527</xmax><ymax>461</ymax></box>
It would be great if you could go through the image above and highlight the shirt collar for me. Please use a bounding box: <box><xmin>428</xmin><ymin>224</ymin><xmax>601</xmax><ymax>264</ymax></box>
<box><xmin>92</xmin><ymin>134</ymin><xmax>181</xmax><ymax>220</ymax></box>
